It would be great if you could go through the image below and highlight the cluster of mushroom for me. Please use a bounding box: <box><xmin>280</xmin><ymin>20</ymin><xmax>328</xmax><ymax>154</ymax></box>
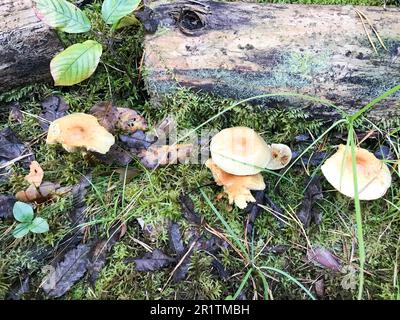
<box><xmin>46</xmin><ymin>113</ymin><xmax>115</xmax><ymax>154</ymax></box>
<box><xmin>205</xmin><ymin>127</ymin><xmax>292</xmax><ymax>209</ymax></box>
<box><xmin>206</xmin><ymin>126</ymin><xmax>393</xmax><ymax>209</ymax></box>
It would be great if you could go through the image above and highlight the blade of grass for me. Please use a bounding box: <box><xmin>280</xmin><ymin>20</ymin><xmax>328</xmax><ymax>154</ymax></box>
<box><xmin>351</xmin><ymin>84</ymin><xmax>400</xmax><ymax>121</ymax></box>
<box><xmin>232</xmin><ymin>268</ymin><xmax>253</xmax><ymax>300</ymax></box>
<box><xmin>348</xmin><ymin>125</ymin><xmax>366</xmax><ymax>300</ymax></box>
<box><xmin>198</xmin><ymin>186</ymin><xmax>249</xmax><ymax>261</ymax></box>
<box><xmin>259</xmin><ymin>266</ymin><xmax>316</xmax><ymax>300</ymax></box>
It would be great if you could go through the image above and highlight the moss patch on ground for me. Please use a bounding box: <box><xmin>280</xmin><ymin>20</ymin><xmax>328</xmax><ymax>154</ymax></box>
<box><xmin>0</xmin><ymin>0</ymin><xmax>399</xmax><ymax>300</ymax></box>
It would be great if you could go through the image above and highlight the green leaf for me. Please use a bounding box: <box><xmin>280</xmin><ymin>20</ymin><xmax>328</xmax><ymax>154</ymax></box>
<box><xmin>113</xmin><ymin>15</ymin><xmax>140</xmax><ymax>30</ymax></box>
<box><xmin>13</xmin><ymin>202</ymin><xmax>34</xmax><ymax>223</ymax></box>
<box><xmin>102</xmin><ymin>0</ymin><xmax>141</xmax><ymax>25</ymax></box>
<box><xmin>30</xmin><ymin>217</ymin><xmax>50</xmax><ymax>234</ymax></box>
<box><xmin>50</xmin><ymin>40</ymin><xmax>103</xmax><ymax>86</ymax></box>
<box><xmin>12</xmin><ymin>223</ymin><xmax>31</xmax><ymax>238</ymax></box>
<box><xmin>33</xmin><ymin>0</ymin><xmax>91</xmax><ymax>33</ymax></box>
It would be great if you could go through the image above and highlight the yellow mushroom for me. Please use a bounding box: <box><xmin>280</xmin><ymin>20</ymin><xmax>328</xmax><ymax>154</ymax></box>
<box><xmin>321</xmin><ymin>144</ymin><xmax>392</xmax><ymax>200</ymax></box>
<box><xmin>210</xmin><ymin>127</ymin><xmax>271</xmax><ymax>176</ymax></box>
<box><xmin>46</xmin><ymin>113</ymin><xmax>115</xmax><ymax>154</ymax></box>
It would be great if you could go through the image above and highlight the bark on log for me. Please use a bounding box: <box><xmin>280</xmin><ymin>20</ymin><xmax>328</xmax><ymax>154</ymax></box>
<box><xmin>0</xmin><ymin>0</ymin><xmax>63</xmax><ymax>93</ymax></box>
<box><xmin>144</xmin><ymin>1</ymin><xmax>400</xmax><ymax>120</ymax></box>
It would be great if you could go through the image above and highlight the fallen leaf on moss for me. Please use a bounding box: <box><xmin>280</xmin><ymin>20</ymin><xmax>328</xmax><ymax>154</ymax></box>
<box><xmin>69</xmin><ymin>174</ymin><xmax>91</xmax><ymax>227</ymax></box>
<box><xmin>119</xmin><ymin>130</ymin><xmax>156</xmax><ymax>153</ymax></box>
<box><xmin>245</xmin><ymin>190</ymin><xmax>265</xmax><ymax>239</ymax></box>
<box><xmin>42</xmin><ymin>243</ymin><xmax>91</xmax><ymax>298</ymax></box>
<box><xmin>169</xmin><ymin>222</ymin><xmax>185</xmax><ymax>257</ymax></box>
<box><xmin>126</xmin><ymin>249</ymin><xmax>175</xmax><ymax>271</ymax></box>
<box><xmin>307</xmin><ymin>246</ymin><xmax>342</xmax><ymax>272</ymax></box>
<box><xmin>205</xmin><ymin>159</ymin><xmax>265</xmax><ymax>209</ymax></box>
<box><xmin>139</xmin><ymin>144</ymin><xmax>193</xmax><ymax>169</ymax></box>
<box><xmin>90</xmin><ymin>101</ymin><xmax>147</xmax><ymax>133</ymax></box>
<box><xmin>25</xmin><ymin>161</ymin><xmax>44</xmax><ymax>187</ymax></box>
<box><xmin>39</xmin><ymin>96</ymin><xmax>69</xmax><ymax>131</ymax></box>
<box><xmin>90</xmin><ymin>101</ymin><xmax>118</xmax><ymax>132</ymax></box>
<box><xmin>297</xmin><ymin>176</ymin><xmax>323</xmax><ymax>228</ymax></box>
<box><xmin>116</xmin><ymin>107</ymin><xmax>147</xmax><ymax>133</ymax></box>
<box><xmin>93</xmin><ymin>144</ymin><xmax>133</xmax><ymax>166</ymax></box>
<box><xmin>179</xmin><ymin>193</ymin><xmax>202</xmax><ymax>225</ymax></box>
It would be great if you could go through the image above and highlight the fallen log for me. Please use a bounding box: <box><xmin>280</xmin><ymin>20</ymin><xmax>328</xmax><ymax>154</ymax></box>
<box><xmin>0</xmin><ymin>0</ymin><xmax>63</xmax><ymax>93</ymax></box>
<box><xmin>144</xmin><ymin>1</ymin><xmax>400</xmax><ymax>120</ymax></box>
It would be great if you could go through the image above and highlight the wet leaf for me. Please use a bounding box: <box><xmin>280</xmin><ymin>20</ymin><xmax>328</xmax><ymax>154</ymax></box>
<box><xmin>307</xmin><ymin>246</ymin><xmax>342</xmax><ymax>272</ymax></box>
<box><xmin>179</xmin><ymin>193</ymin><xmax>202</xmax><ymax>225</ymax></box>
<box><xmin>297</xmin><ymin>176</ymin><xmax>323</xmax><ymax>228</ymax></box>
<box><xmin>29</xmin><ymin>217</ymin><xmax>49</xmax><ymax>233</ymax></box>
<box><xmin>39</xmin><ymin>96</ymin><xmax>69</xmax><ymax>131</ymax></box>
<box><xmin>94</xmin><ymin>144</ymin><xmax>133</xmax><ymax>166</ymax></box>
<box><xmin>172</xmin><ymin>250</ymin><xmax>192</xmax><ymax>283</ymax></box>
<box><xmin>0</xmin><ymin>129</ymin><xmax>33</xmax><ymax>180</ymax></box>
<box><xmin>126</xmin><ymin>249</ymin><xmax>175</xmax><ymax>271</ymax></box>
<box><xmin>25</xmin><ymin>161</ymin><xmax>44</xmax><ymax>187</ymax></box>
<box><xmin>119</xmin><ymin>130</ymin><xmax>156</xmax><ymax>153</ymax></box>
<box><xmin>169</xmin><ymin>222</ymin><xmax>185</xmax><ymax>256</ymax></box>
<box><xmin>139</xmin><ymin>144</ymin><xmax>193</xmax><ymax>169</ymax></box>
<box><xmin>69</xmin><ymin>174</ymin><xmax>91</xmax><ymax>227</ymax></box>
<box><xmin>0</xmin><ymin>195</ymin><xmax>17</xmax><ymax>219</ymax></box>
<box><xmin>102</xmin><ymin>0</ymin><xmax>140</xmax><ymax>25</ymax></box>
<box><xmin>43</xmin><ymin>243</ymin><xmax>91</xmax><ymax>298</ymax></box>
<box><xmin>245</xmin><ymin>190</ymin><xmax>265</xmax><ymax>240</ymax></box>
<box><xmin>90</xmin><ymin>101</ymin><xmax>119</xmax><ymax>132</ymax></box>
<box><xmin>116</xmin><ymin>107</ymin><xmax>147</xmax><ymax>133</ymax></box>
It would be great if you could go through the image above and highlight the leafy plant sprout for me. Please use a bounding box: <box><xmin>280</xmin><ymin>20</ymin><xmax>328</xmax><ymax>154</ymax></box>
<box><xmin>12</xmin><ymin>202</ymin><xmax>50</xmax><ymax>238</ymax></box>
<box><xmin>33</xmin><ymin>0</ymin><xmax>141</xmax><ymax>86</ymax></box>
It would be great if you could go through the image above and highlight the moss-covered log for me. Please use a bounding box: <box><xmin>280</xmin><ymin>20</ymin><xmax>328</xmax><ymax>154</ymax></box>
<box><xmin>0</xmin><ymin>0</ymin><xmax>63</xmax><ymax>92</ymax></box>
<box><xmin>144</xmin><ymin>1</ymin><xmax>400</xmax><ymax>120</ymax></box>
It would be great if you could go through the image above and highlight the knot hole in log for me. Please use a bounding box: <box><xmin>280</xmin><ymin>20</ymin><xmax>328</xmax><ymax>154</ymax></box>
<box><xmin>172</xmin><ymin>3</ymin><xmax>211</xmax><ymax>36</ymax></box>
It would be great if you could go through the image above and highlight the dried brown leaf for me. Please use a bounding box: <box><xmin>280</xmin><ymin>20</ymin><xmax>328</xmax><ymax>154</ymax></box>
<box><xmin>139</xmin><ymin>144</ymin><xmax>193</xmax><ymax>169</ymax></box>
<box><xmin>90</xmin><ymin>101</ymin><xmax>119</xmax><ymax>132</ymax></box>
<box><xmin>116</xmin><ymin>107</ymin><xmax>147</xmax><ymax>133</ymax></box>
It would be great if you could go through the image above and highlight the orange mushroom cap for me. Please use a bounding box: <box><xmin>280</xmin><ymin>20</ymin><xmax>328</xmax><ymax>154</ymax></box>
<box><xmin>321</xmin><ymin>144</ymin><xmax>392</xmax><ymax>200</ymax></box>
<box><xmin>46</xmin><ymin>113</ymin><xmax>115</xmax><ymax>154</ymax></box>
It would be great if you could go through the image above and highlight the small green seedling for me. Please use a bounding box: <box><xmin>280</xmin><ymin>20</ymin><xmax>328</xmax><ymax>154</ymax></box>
<box><xmin>12</xmin><ymin>202</ymin><xmax>49</xmax><ymax>238</ymax></box>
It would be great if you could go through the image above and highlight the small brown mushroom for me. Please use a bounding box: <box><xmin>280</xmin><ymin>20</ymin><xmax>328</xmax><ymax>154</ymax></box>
<box><xmin>321</xmin><ymin>144</ymin><xmax>392</xmax><ymax>200</ymax></box>
<box><xmin>46</xmin><ymin>113</ymin><xmax>115</xmax><ymax>154</ymax></box>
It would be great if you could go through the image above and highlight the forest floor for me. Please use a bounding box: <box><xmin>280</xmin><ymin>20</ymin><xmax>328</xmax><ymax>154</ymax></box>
<box><xmin>0</xmin><ymin>0</ymin><xmax>399</xmax><ymax>300</ymax></box>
